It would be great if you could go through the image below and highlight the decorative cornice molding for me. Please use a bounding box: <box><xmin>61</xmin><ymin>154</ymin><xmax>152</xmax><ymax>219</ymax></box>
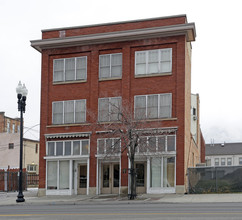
<box><xmin>31</xmin><ymin>23</ymin><xmax>196</xmax><ymax>52</ymax></box>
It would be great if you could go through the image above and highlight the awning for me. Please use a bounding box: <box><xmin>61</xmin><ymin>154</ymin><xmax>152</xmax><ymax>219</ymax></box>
<box><xmin>45</xmin><ymin>132</ymin><xmax>91</xmax><ymax>140</ymax></box>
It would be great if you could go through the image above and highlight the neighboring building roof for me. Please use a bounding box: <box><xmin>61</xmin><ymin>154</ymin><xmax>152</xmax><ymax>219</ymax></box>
<box><xmin>206</xmin><ymin>143</ymin><xmax>242</xmax><ymax>156</ymax></box>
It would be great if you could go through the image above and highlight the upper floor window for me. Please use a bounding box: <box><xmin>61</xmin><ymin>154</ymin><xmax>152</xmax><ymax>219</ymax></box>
<box><xmin>215</xmin><ymin>158</ymin><xmax>219</xmax><ymax>166</ymax></box>
<box><xmin>221</xmin><ymin>158</ymin><xmax>226</xmax><ymax>166</ymax></box>
<box><xmin>239</xmin><ymin>158</ymin><xmax>242</xmax><ymax>165</ymax></box>
<box><xmin>98</xmin><ymin>97</ymin><xmax>121</xmax><ymax>122</ymax></box>
<box><xmin>53</xmin><ymin>56</ymin><xmax>87</xmax><ymax>83</ymax></box>
<box><xmin>7</xmin><ymin>122</ymin><xmax>10</xmax><ymax>133</ymax></box>
<box><xmin>12</xmin><ymin>124</ymin><xmax>15</xmax><ymax>133</ymax></box>
<box><xmin>52</xmin><ymin>99</ymin><xmax>86</xmax><ymax>125</ymax></box>
<box><xmin>134</xmin><ymin>93</ymin><xmax>172</xmax><ymax>120</ymax></box>
<box><xmin>135</xmin><ymin>48</ymin><xmax>172</xmax><ymax>76</ymax></box>
<box><xmin>35</xmin><ymin>144</ymin><xmax>38</xmax><ymax>154</ymax></box>
<box><xmin>227</xmin><ymin>158</ymin><xmax>232</xmax><ymax>166</ymax></box>
<box><xmin>9</xmin><ymin>143</ymin><xmax>14</xmax><ymax>149</ymax></box>
<box><xmin>27</xmin><ymin>164</ymin><xmax>37</xmax><ymax>173</ymax></box>
<box><xmin>99</xmin><ymin>53</ymin><xmax>122</xmax><ymax>79</ymax></box>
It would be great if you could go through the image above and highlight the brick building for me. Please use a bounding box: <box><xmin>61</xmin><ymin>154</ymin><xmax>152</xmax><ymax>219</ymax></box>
<box><xmin>0</xmin><ymin>112</ymin><xmax>20</xmax><ymax>133</ymax></box>
<box><xmin>31</xmin><ymin>14</ymin><xmax>205</xmax><ymax>196</ymax></box>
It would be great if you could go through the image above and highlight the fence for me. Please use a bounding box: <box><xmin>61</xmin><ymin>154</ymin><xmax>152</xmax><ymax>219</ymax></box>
<box><xmin>188</xmin><ymin>166</ymin><xmax>242</xmax><ymax>194</ymax></box>
<box><xmin>0</xmin><ymin>170</ymin><xmax>39</xmax><ymax>192</ymax></box>
<box><xmin>27</xmin><ymin>174</ymin><xmax>39</xmax><ymax>187</ymax></box>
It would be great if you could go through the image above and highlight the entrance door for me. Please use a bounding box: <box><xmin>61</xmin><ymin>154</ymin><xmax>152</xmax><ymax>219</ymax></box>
<box><xmin>77</xmin><ymin>164</ymin><xmax>87</xmax><ymax>195</ymax></box>
<box><xmin>135</xmin><ymin>162</ymin><xmax>146</xmax><ymax>194</ymax></box>
<box><xmin>101</xmin><ymin>163</ymin><xmax>119</xmax><ymax>194</ymax></box>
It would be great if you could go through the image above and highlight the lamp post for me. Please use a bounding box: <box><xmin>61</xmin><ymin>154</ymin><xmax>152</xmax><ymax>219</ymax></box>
<box><xmin>16</xmin><ymin>81</ymin><xmax>28</xmax><ymax>203</ymax></box>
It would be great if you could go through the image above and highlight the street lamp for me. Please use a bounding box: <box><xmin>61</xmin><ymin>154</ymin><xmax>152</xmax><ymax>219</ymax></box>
<box><xmin>16</xmin><ymin>81</ymin><xmax>28</xmax><ymax>203</ymax></box>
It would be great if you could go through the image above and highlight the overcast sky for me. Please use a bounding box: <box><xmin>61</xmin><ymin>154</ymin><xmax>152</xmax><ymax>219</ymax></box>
<box><xmin>1</xmin><ymin>0</ymin><xmax>241</xmax><ymax>143</ymax></box>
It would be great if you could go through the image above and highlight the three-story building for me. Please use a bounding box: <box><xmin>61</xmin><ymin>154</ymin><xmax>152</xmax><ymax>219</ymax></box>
<box><xmin>31</xmin><ymin>14</ymin><xmax>204</xmax><ymax>196</ymax></box>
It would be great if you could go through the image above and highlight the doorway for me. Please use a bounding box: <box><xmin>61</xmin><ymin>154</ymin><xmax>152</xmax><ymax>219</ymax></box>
<box><xmin>101</xmin><ymin>163</ymin><xmax>120</xmax><ymax>194</ymax></box>
<box><xmin>135</xmin><ymin>162</ymin><xmax>146</xmax><ymax>194</ymax></box>
<box><xmin>77</xmin><ymin>164</ymin><xmax>87</xmax><ymax>195</ymax></box>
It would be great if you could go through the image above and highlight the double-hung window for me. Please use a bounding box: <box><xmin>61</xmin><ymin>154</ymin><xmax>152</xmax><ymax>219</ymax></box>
<box><xmin>135</xmin><ymin>48</ymin><xmax>172</xmax><ymax>76</ymax></box>
<box><xmin>53</xmin><ymin>56</ymin><xmax>87</xmax><ymax>83</ymax></box>
<box><xmin>52</xmin><ymin>99</ymin><xmax>86</xmax><ymax>124</ymax></box>
<box><xmin>134</xmin><ymin>93</ymin><xmax>172</xmax><ymax>119</ymax></box>
<box><xmin>99</xmin><ymin>53</ymin><xmax>122</xmax><ymax>79</ymax></box>
<box><xmin>98</xmin><ymin>97</ymin><xmax>121</xmax><ymax>122</ymax></box>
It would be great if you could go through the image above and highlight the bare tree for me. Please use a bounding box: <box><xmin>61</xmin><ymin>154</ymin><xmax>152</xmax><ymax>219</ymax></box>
<box><xmin>94</xmin><ymin>99</ymin><xmax>155</xmax><ymax>200</ymax></box>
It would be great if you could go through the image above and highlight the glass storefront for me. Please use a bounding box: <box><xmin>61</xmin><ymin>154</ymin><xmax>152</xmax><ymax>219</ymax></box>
<box><xmin>150</xmin><ymin>156</ymin><xmax>175</xmax><ymax>189</ymax></box>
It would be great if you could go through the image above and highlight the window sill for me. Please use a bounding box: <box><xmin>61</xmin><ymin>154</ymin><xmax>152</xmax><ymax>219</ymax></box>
<box><xmin>135</xmin><ymin>72</ymin><xmax>172</xmax><ymax>78</ymax></box>
<box><xmin>97</xmin><ymin>121</ymin><xmax>122</xmax><ymax>125</ymax></box>
<box><xmin>44</xmin><ymin>155</ymin><xmax>89</xmax><ymax>160</ymax></box>
<box><xmin>134</xmin><ymin>117</ymin><xmax>177</xmax><ymax>122</ymax></box>
<box><xmin>47</xmin><ymin>123</ymin><xmax>90</xmax><ymax>128</ymax></box>
<box><xmin>53</xmin><ymin>80</ymin><xmax>87</xmax><ymax>85</ymax></box>
<box><xmin>99</xmin><ymin>77</ymin><xmax>122</xmax><ymax>81</ymax></box>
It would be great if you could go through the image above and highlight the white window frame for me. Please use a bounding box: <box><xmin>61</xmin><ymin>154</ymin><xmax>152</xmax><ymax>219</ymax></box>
<box><xmin>99</xmin><ymin>53</ymin><xmax>122</xmax><ymax>79</ymax></box>
<box><xmin>221</xmin><ymin>158</ymin><xmax>226</xmax><ymax>166</ymax></box>
<box><xmin>46</xmin><ymin>139</ymin><xmax>90</xmax><ymax>157</ymax></box>
<box><xmin>97</xmin><ymin>138</ymin><xmax>121</xmax><ymax>155</ymax></box>
<box><xmin>46</xmin><ymin>160</ymin><xmax>70</xmax><ymax>190</ymax></box>
<box><xmin>135</xmin><ymin>48</ymin><xmax>172</xmax><ymax>76</ymax></box>
<box><xmin>134</xmin><ymin>93</ymin><xmax>172</xmax><ymax>119</ymax></box>
<box><xmin>239</xmin><ymin>158</ymin><xmax>242</xmax><ymax>165</ymax></box>
<box><xmin>52</xmin><ymin>99</ymin><xmax>86</xmax><ymax>125</ymax></box>
<box><xmin>227</xmin><ymin>158</ymin><xmax>232</xmax><ymax>166</ymax></box>
<box><xmin>53</xmin><ymin>56</ymin><xmax>87</xmax><ymax>83</ymax></box>
<box><xmin>214</xmin><ymin>158</ymin><xmax>219</xmax><ymax>166</ymax></box>
<box><xmin>27</xmin><ymin>164</ymin><xmax>37</xmax><ymax>172</ymax></box>
<box><xmin>98</xmin><ymin>97</ymin><xmax>122</xmax><ymax>122</ymax></box>
<box><xmin>136</xmin><ymin>135</ymin><xmax>176</xmax><ymax>154</ymax></box>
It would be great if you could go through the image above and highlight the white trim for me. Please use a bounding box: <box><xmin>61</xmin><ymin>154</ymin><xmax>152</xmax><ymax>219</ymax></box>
<box><xmin>87</xmin><ymin>158</ymin><xmax>90</xmax><ymax>195</ymax></box>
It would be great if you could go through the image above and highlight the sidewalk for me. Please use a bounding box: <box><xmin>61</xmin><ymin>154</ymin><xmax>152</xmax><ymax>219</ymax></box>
<box><xmin>1</xmin><ymin>188</ymin><xmax>242</xmax><ymax>206</ymax></box>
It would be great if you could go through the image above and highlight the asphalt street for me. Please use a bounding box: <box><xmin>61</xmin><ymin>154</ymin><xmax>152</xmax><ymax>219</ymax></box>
<box><xmin>1</xmin><ymin>203</ymin><xmax>242</xmax><ymax>220</ymax></box>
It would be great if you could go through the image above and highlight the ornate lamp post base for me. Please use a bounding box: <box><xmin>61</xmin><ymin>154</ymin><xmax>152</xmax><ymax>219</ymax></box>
<box><xmin>16</xmin><ymin>193</ymin><xmax>25</xmax><ymax>203</ymax></box>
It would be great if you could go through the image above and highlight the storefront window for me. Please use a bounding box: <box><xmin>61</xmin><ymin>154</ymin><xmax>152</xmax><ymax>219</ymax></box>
<box><xmin>150</xmin><ymin>156</ymin><xmax>175</xmax><ymax>189</ymax></box>
<box><xmin>59</xmin><ymin>161</ymin><xmax>69</xmax><ymax>189</ymax></box>
<box><xmin>163</xmin><ymin>157</ymin><xmax>175</xmax><ymax>187</ymax></box>
<box><xmin>47</xmin><ymin>160</ymin><xmax>70</xmax><ymax>190</ymax></box>
<box><xmin>47</xmin><ymin>161</ymin><xmax>57</xmax><ymax>189</ymax></box>
<box><xmin>150</xmin><ymin>158</ymin><xmax>161</xmax><ymax>187</ymax></box>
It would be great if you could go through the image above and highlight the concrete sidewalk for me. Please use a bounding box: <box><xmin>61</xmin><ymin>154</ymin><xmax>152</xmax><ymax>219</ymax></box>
<box><xmin>1</xmin><ymin>189</ymin><xmax>242</xmax><ymax>206</ymax></box>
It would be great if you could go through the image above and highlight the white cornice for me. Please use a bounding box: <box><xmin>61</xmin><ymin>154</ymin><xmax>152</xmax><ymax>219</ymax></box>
<box><xmin>31</xmin><ymin>23</ymin><xmax>196</xmax><ymax>52</ymax></box>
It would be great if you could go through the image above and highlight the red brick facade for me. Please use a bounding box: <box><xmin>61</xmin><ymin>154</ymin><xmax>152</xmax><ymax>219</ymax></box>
<box><xmin>32</xmin><ymin>15</ymin><xmax>202</xmax><ymax>195</ymax></box>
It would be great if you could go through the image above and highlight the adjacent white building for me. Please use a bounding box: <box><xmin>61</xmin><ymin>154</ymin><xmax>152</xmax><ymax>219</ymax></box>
<box><xmin>205</xmin><ymin>143</ymin><xmax>242</xmax><ymax>167</ymax></box>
